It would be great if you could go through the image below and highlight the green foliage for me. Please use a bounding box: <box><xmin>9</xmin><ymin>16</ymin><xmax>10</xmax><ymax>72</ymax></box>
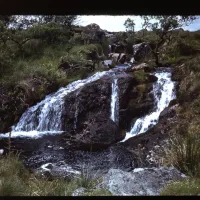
<box><xmin>140</xmin><ymin>15</ymin><xmax>198</xmax><ymax>65</ymax></box>
<box><xmin>102</xmin><ymin>38</ymin><xmax>109</xmax><ymax>56</ymax></box>
<box><xmin>68</xmin><ymin>33</ymin><xmax>83</xmax><ymax>46</ymax></box>
<box><xmin>27</xmin><ymin>23</ymin><xmax>71</xmax><ymax>44</ymax></box>
<box><xmin>161</xmin><ymin>178</ymin><xmax>200</xmax><ymax>195</ymax></box>
<box><xmin>124</xmin><ymin>18</ymin><xmax>135</xmax><ymax>32</ymax></box>
<box><xmin>133</xmin><ymin>70</ymin><xmax>146</xmax><ymax>83</ymax></box>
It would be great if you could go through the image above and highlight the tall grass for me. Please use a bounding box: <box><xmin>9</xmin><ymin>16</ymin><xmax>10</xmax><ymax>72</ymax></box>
<box><xmin>165</xmin><ymin>126</ymin><xmax>200</xmax><ymax>177</ymax></box>
<box><xmin>161</xmin><ymin>178</ymin><xmax>200</xmax><ymax>196</ymax></box>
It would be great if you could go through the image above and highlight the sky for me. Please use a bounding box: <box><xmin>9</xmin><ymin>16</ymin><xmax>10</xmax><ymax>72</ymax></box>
<box><xmin>78</xmin><ymin>15</ymin><xmax>200</xmax><ymax>32</ymax></box>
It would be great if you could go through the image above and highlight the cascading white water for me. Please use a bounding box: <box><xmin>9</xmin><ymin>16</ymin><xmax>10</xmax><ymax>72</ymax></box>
<box><xmin>0</xmin><ymin>71</ymin><xmax>111</xmax><ymax>139</ymax></box>
<box><xmin>110</xmin><ymin>78</ymin><xmax>119</xmax><ymax>124</ymax></box>
<box><xmin>74</xmin><ymin>89</ymin><xmax>81</xmax><ymax>130</ymax></box>
<box><xmin>123</xmin><ymin>70</ymin><xmax>176</xmax><ymax>142</ymax></box>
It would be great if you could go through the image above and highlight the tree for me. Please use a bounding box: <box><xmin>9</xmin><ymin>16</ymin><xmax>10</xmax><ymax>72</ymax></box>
<box><xmin>124</xmin><ymin>18</ymin><xmax>135</xmax><ymax>32</ymax></box>
<box><xmin>38</xmin><ymin>15</ymin><xmax>79</xmax><ymax>29</ymax></box>
<box><xmin>140</xmin><ymin>15</ymin><xmax>197</xmax><ymax>66</ymax></box>
<box><xmin>124</xmin><ymin>18</ymin><xmax>135</xmax><ymax>45</ymax></box>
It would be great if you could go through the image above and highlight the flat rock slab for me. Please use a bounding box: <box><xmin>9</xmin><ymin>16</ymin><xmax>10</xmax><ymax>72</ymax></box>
<box><xmin>98</xmin><ymin>167</ymin><xmax>187</xmax><ymax>196</ymax></box>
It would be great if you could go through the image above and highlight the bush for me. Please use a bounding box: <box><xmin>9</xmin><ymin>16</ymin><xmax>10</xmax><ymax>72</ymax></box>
<box><xmin>133</xmin><ymin>70</ymin><xmax>146</xmax><ymax>84</ymax></box>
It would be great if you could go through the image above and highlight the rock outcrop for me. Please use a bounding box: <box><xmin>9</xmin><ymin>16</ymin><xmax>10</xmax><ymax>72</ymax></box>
<box><xmin>108</xmin><ymin>53</ymin><xmax>127</xmax><ymax>64</ymax></box>
<box><xmin>98</xmin><ymin>167</ymin><xmax>186</xmax><ymax>196</ymax></box>
<box><xmin>82</xmin><ymin>23</ymin><xmax>105</xmax><ymax>44</ymax></box>
<box><xmin>61</xmin><ymin>72</ymin><xmax>138</xmax><ymax>151</ymax></box>
<box><xmin>133</xmin><ymin>42</ymin><xmax>151</xmax><ymax>62</ymax></box>
<box><xmin>122</xmin><ymin>101</ymin><xmax>179</xmax><ymax>167</ymax></box>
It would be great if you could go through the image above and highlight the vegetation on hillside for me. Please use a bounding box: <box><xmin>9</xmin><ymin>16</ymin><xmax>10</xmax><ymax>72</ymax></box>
<box><xmin>0</xmin><ymin>15</ymin><xmax>106</xmax><ymax>133</ymax></box>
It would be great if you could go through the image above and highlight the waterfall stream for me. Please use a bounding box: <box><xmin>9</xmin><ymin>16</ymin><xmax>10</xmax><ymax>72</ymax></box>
<box><xmin>0</xmin><ymin>68</ymin><xmax>176</xmax><ymax>141</ymax></box>
<box><xmin>110</xmin><ymin>78</ymin><xmax>119</xmax><ymax>124</ymax></box>
<box><xmin>122</xmin><ymin>69</ymin><xmax>176</xmax><ymax>142</ymax></box>
<box><xmin>0</xmin><ymin>71</ymin><xmax>111</xmax><ymax>139</ymax></box>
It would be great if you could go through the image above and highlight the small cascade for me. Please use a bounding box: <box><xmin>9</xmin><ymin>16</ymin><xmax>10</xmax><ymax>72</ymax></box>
<box><xmin>1</xmin><ymin>71</ymin><xmax>112</xmax><ymax>138</ymax></box>
<box><xmin>108</xmin><ymin>45</ymin><xmax>112</xmax><ymax>53</ymax></box>
<box><xmin>123</xmin><ymin>69</ymin><xmax>176</xmax><ymax>141</ymax></box>
<box><xmin>74</xmin><ymin>89</ymin><xmax>81</xmax><ymax>130</ymax></box>
<box><xmin>110</xmin><ymin>78</ymin><xmax>119</xmax><ymax>124</ymax></box>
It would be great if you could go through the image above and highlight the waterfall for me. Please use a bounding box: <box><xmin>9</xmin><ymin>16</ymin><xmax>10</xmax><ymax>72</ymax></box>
<box><xmin>0</xmin><ymin>71</ymin><xmax>111</xmax><ymax>139</ymax></box>
<box><xmin>123</xmin><ymin>70</ymin><xmax>176</xmax><ymax>142</ymax></box>
<box><xmin>110</xmin><ymin>78</ymin><xmax>119</xmax><ymax>124</ymax></box>
<box><xmin>108</xmin><ymin>45</ymin><xmax>112</xmax><ymax>53</ymax></box>
<box><xmin>74</xmin><ymin>89</ymin><xmax>81</xmax><ymax>130</ymax></box>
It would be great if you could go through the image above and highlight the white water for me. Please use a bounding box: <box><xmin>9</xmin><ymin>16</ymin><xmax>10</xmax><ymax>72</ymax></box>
<box><xmin>110</xmin><ymin>78</ymin><xmax>119</xmax><ymax>124</ymax></box>
<box><xmin>74</xmin><ymin>89</ymin><xmax>81</xmax><ymax>130</ymax></box>
<box><xmin>123</xmin><ymin>70</ymin><xmax>176</xmax><ymax>142</ymax></box>
<box><xmin>0</xmin><ymin>71</ymin><xmax>112</xmax><ymax>139</ymax></box>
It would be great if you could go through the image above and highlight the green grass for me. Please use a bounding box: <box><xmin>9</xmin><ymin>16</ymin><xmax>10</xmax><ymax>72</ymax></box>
<box><xmin>0</xmin><ymin>155</ymin><xmax>111</xmax><ymax>196</ymax></box>
<box><xmin>133</xmin><ymin>70</ymin><xmax>146</xmax><ymax>84</ymax></box>
<box><xmin>161</xmin><ymin>178</ymin><xmax>200</xmax><ymax>196</ymax></box>
<box><xmin>84</xmin><ymin>189</ymin><xmax>112</xmax><ymax>196</ymax></box>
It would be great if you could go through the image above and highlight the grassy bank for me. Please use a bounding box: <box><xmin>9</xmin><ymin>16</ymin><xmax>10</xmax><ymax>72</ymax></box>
<box><xmin>161</xmin><ymin>46</ymin><xmax>200</xmax><ymax>194</ymax></box>
<box><xmin>0</xmin><ymin>42</ymin><xmax>106</xmax><ymax>133</ymax></box>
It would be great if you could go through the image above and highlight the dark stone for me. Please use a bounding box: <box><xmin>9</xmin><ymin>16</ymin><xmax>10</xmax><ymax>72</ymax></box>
<box><xmin>159</xmin><ymin>104</ymin><xmax>178</xmax><ymax>120</ymax></box>
<box><xmin>147</xmin><ymin>74</ymin><xmax>158</xmax><ymax>83</ymax></box>
<box><xmin>133</xmin><ymin>43</ymin><xmax>151</xmax><ymax>62</ymax></box>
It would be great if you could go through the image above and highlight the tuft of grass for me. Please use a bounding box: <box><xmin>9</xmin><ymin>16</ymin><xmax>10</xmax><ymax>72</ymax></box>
<box><xmin>161</xmin><ymin>178</ymin><xmax>200</xmax><ymax>196</ymax></box>
<box><xmin>133</xmin><ymin>70</ymin><xmax>146</xmax><ymax>84</ymax></box>
<box><xmin>164</xmin><ymin>126</ymin><xmax>200</xmax><ymax>177</ymax></box>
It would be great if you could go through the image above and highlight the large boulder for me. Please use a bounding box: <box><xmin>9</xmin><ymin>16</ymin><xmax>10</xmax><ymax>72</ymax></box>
<box><xmin>120</xmin><ymin>83</ymin><xmax>155</xmax><ymax>130</ymax></box>
<box><xmin>70</xmin><ymin>111</ymin><xmax>122</xmax><ymax>151</ymax></box>
<box><xmin>133</xmin><ymin>42</ymin><xmax>151</xmax><ymax>62</ymax></box>
<box><xmin>61</xmin><ymin>72</ymin><xmax>137</xmax><ymax>151</ymax></box>
<box><xmin>98</xmin><ymin>167</ymin><xmax>187</xmax><ymax>196</ymax></box>
<box><xmin>131</xmin><ymin>63</ymin><xmax>150</xmax><ymax>72</ymax></box>
<box><xmin>110</xmin><ymin>42</ymin><xmax>125</xmax><ymax>53</ymax></box>
<box><xmin>82</xmin><ymin>23</ymin><xmax>106</xmax><ymax>44</ymax></box>
<box><xmin>108</xmin><ymin>53</ymin><xmax>127</xmax><ymax>64</ymax></box>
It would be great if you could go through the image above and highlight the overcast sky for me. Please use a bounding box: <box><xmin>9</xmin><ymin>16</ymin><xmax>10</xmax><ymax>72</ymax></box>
<box><xmin>78</xmin><ymin>15</ymin><xmax>200</xmax><ymax>32</ymax></box>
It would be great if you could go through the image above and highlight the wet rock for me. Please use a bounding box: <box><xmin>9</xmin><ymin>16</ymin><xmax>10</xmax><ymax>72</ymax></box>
<box><xmin>62</xmin><ymin>78</ymin><xmax>112</xmax><ymax>136</ymax></box>
<box><xmin>110</xmin><ymin>43</ymin><xmax>125</xmax><ymax>53</ymax></box>
<box><xmin>61</xmin><ymin>72</ymin><xmax>138</xmax><ymax>151</ymax></box>
<box><xmin>128</xmin><ymin>102</ymin><xmax>154</xmax><ymax>118</ymax></box>
<box><xmin>108</xmin><ymin>53</ymin><xmax>127</xmax><ymax>64</ymax></box>
<box><xmin>121</xmin><ymin>83</ymin><xmax>155</xmax><ymax>130</ymax></box>
<box><xmin>24</xmin><ymin>142</ymin><xmax>136</xmax><ymax>179</ymax></box>
<box><xmin>131</xmin><ymin>63</ymin><xmax>150</xmax><ymax>72</ymax></box>
<box><xmin>147</xmin><ymin>74</ymin><xmax>158</xmax><ymax>83</ymax></box>
<box><xmin>99</xmin><ymin>167</ymin><xmax>186</xmax><ymax>196</ymax></box>
<box><xmin>159</xmin><ymin>104</ymin><xmax>178</xmax><ymax>120</ymax></box>
<box><xmin>35</xmin><ymin>161</ymin><xmax>81</xmax><ymax>180</ymax></box>
<box><xmin>72</xmin><ymin>111</ymin><xmax>121</xmax><ymax>151</ymax></box>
